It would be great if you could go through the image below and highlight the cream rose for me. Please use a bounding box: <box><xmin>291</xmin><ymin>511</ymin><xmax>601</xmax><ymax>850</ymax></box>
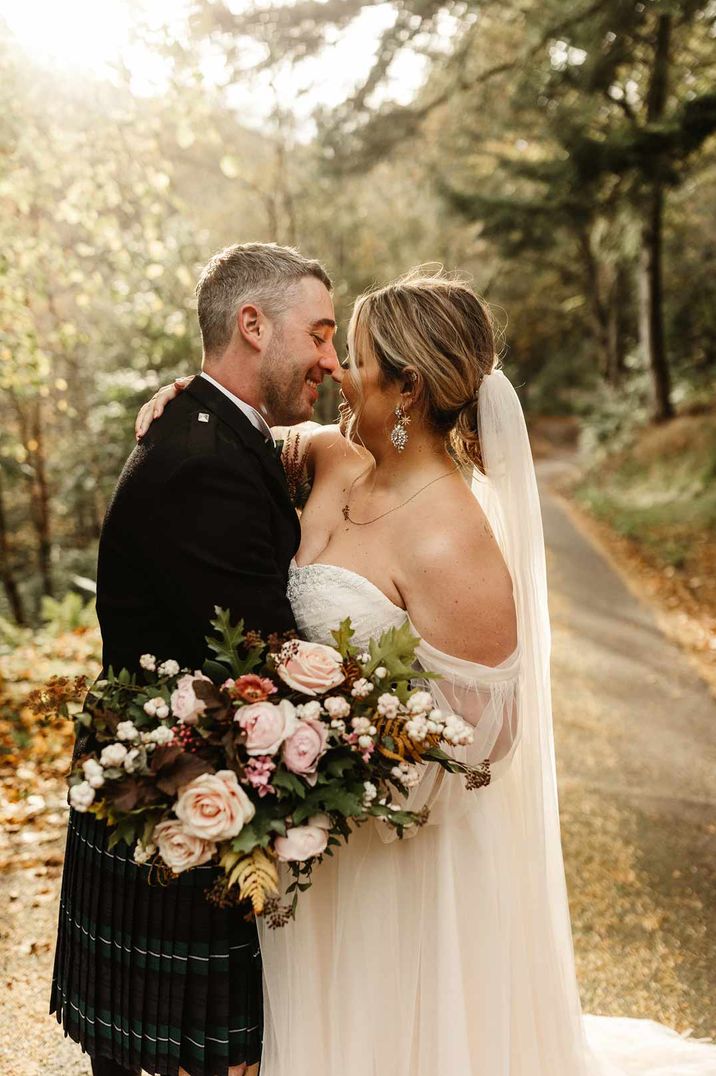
<box><xmin>237</xmin><ymin>698</ymin><xmax>299</xmax><ymax>756</ymax></box>
<box><xmin>153</xmin><ymin>818</ymin><xmax>216</xmax><ymax>873</ymax></box>
<box><xmin>170</xmin><ymin>671</ymin><xmax>212</xmax><ymax>725</ymax></box>
<box><xmin>174</xmin><ymin>770</ymin><xmax>255</xmax><ymax>841</ymax></box>
<box><xmin>282</xmin><ymin>717</ymin><xmax>328</xmax><ymax>778</ymax></box>
<box><xmin>276</xmin><ymin>641</ymin><xmax>345</xmax><ymax>696</ymax></box>
<box><xmin>274</xmin><ymin>815</ymin><xmax>331</xmax><ymax>862</ymax></box>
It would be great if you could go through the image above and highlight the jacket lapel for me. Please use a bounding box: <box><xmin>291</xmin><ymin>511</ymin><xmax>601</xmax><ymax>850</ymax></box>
<box><xmin>184</xmin><ymin>376</ymin><xmax>301</xmax><ymax>550</ymax></box>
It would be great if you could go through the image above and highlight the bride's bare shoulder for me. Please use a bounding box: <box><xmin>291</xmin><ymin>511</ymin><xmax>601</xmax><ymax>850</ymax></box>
<box><xmin>303</xmin><ymin>424</ymin><xmax>369</xmax><ymax>476</ymax></box>
<box><xmin>397</xmin><ymin>476</ymin><xmax>517</xmax><ymax>664</ymax></box>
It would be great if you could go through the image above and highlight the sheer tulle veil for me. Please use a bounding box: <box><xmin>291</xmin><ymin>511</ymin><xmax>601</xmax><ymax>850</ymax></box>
<box><xmin>474</xmin><ymin>366</ymin><xmax>716</xmax><ymax>1075</ymax></box>
<box><xmin>473</xmin><ymin>366</ymin><xmax>595</xmax><ymax>1069</ymax></box>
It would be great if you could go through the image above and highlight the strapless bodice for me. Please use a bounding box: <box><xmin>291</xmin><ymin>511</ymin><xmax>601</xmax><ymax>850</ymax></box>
<box><xmin>287</xmin><ymin>560</ymin><xmax>408</xmax><ymax>649</ymax></box>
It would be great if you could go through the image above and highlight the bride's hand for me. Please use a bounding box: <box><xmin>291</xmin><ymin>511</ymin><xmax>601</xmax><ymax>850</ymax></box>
<box><xmin>135</xmin><ymin>376</ymin><xmax>193</xmax><ymax>440</ymax></box>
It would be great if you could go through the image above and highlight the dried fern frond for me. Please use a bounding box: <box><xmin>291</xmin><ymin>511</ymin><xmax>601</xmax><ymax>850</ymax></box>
<box><xmin>341</xmin><ymin>657</ymin><xmax>363</xmax><ymax>690</ymax></box>
<box><xmin>227</xmin><ymin>847</ymin><xmax>280</xmax><ymax>916</ymax></box>
<box><xmin>374</xmin><ymin>716</ymin><xmax>440</xmax><ymax>763</ymax></box>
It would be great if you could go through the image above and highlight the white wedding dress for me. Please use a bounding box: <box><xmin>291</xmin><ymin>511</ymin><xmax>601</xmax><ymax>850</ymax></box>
<box><xmin>258</xmin><ymin>370</ymin><xmax>715</xmax><ymax>1075</ymax></box>
<box><xmin>256</xmin><ymin>559</ymin><xmax>716</xmax><ymax>1076</ymax></box>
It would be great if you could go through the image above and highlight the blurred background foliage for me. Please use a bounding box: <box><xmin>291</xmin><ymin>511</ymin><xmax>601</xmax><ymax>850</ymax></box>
<box><xmin>0</xmin><ymin>0</ymin><xmax>714</xmax><ymax>636</ymax></box>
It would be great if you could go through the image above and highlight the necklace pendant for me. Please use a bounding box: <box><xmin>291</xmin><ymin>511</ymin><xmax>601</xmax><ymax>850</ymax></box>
<box><xmin>341</xmin><ymin>504</ymin><xmax>350</xmax><ymax>521</ymax></box>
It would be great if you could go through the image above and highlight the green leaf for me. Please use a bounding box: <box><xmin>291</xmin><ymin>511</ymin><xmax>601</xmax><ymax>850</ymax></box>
<box><xmin>272</xmin><ymin>770</ymin><xmax>308</xmax><ymax>799</ymax></box>
<box><xmin>107</xmin><ymin>816</ymin><xmax>142</xmax><ymax>849</ymax></box>
<box><xmin>422</xmin><ymin>747</ymin><xmax>465</xmax><ymax>774</ymax></box>
<box><xmin>292</xmin><ymin>785</ymin><xmax>363</xmax><ymax>824</ymax></box>
<box><xmin>205</xmin><ymin>607</ymin><xmax>250</xmax><ymax>678</ymax></box>
<box><xmin>360</xmin><ymin>620</ymin><xmax>433</xmax><ymax>701</ymax></box>
<box><xmin>228</xmin><ymin>823</ymin><xmax>263</xmax><ymax>854</ymax></box>
<box><xmin>323</xmin><ymin>754</ymin><xmax>357</xmax><ymax>779</ymax></box>
<box><xmin>202</xmin><ymin>659</ymin><xmax>230</xmax><ymax>682</ymax></box>
<box><xmin>331</xmin><ymin>617</ymin><xmax>357</xmax><ymax>656</ymax></box>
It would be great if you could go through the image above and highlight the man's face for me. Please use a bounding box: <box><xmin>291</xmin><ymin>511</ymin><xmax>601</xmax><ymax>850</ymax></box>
<box><xmin>260</xmin><ymin>277</ymin><xmax>340</xmax><ymax>425</ymax></box>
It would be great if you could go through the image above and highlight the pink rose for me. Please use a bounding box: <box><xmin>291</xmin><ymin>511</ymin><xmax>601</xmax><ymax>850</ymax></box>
<box><xmin>237</xmin><ymin>698</ymin><xmax>298</xmax><ymax>756</ymax></box>
<box><xmin>153</xmin><ymin>818</ymin><xmax>216</xmax><ymax>873</ymax></box>
<box><xmin>274</xmin><ymin>814</ymin><xmax>331</xmax><ymax>862</ymax></box>
<box><xmin>174</xmin><ymin>770</ymin><xmax>255</xmax><ymax>841</ymax></box>
<box><xmin>282</xmin><ymin>717</ymin><xmax>328</xmax><ymax>778</ymax></box>
<box><xmin>276</xmin><ymin>640</ymin><xmax>345</xmax><ymax>696</ymax></box>
<box><xmin>170</xmin><ymin>671</ymin><xmax>212</xmax><ymax>725</ymax></box>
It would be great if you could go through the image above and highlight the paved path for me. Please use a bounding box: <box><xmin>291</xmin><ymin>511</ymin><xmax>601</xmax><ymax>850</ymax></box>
<box><xmin>540</xmin><ymin>459</ymin><xmax>716</xmax><ymax>1037</ymax></box>
<box><xmin>1</xmin><ymin>465</ymin><xmax>713</xmax><ymax>1075</ymax></box>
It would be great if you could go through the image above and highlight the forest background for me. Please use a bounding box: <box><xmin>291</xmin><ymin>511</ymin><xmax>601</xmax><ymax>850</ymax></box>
<box><xmin>1</xmin><ymin>1</ymin><xmax>716</xmax><ymax>1062</ymax></box>
<box><xmin>1</xmin><ymin>0</ymin><xmax>715</xmax><ymax>642</ymax></box>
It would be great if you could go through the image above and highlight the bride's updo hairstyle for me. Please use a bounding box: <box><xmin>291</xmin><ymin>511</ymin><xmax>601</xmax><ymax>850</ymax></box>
<box><xmin>348</xmin><ymin>266</ymin><xmax>497</xmax><ymax>472</ymax></box>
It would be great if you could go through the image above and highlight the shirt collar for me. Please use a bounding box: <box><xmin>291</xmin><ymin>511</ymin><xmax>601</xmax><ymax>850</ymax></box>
<box><xmin>199</xmin><ymin>371</ymin><xmax>275</xmax><ymax>446</ymax></box>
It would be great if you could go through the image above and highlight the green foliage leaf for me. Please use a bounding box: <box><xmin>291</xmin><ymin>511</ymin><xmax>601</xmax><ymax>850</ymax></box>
<box><xmin>331</xmin><ymin>617</ymin><xmax>357</xmax><ymax>656</ymax></box>
<box><xmin>272</xmin><ymin>769</ymin><xmax>308</xmax><ymax>799</ymax></box>
<box><xmin>202</xmin><ymin>659</ymin><xmax>231</xmax><ymax>682</ymax></box>
<box><xmin>292</xmin><ymin>785</ymin><xmax>363</xmax><ymax>824</ymax></box>
<box><xmin>205</xmin><ymin>606</ymin><xmax>247</xmax><ymax>677</ymax></box>
<box><xmin>362</xmin><ymin>620</ymin><xmax>430</xmax><ymax>701</ymax></box>
<box><xmin>107</xmin><ymin>816</ymin><xmax>143</xmax><ymax>849</ymax></box>
<box><xmin>322</xmin><ymin>754</ymin><xmax>357</xmax><ymax>779</ymax></box>
<box><xmin>205</xmin><ymin>606</ymin><xmax>267</xmax><ymax>678</ymax></box>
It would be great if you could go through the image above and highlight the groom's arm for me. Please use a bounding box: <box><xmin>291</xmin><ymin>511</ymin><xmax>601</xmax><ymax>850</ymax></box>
<box><xmin>147</xmin><ymin>450</ymin><xmax>297</xmax><ymax>648</ymax></box>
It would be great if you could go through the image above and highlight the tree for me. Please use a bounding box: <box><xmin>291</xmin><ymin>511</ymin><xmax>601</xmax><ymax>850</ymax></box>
<box><xmin>196</xmin><ymin>0</ymin><xmax>716</xmax><ymax>420</ymax></box>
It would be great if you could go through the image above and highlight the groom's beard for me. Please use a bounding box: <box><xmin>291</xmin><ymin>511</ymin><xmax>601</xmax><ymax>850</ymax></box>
<box><xmin>261</xmin><ymin>333</ymin><xmax>315</xmax><ymax>425</ymax></box>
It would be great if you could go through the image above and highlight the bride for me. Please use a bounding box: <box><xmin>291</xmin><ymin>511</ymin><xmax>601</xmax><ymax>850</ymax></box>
<box><xmin>139</xmin><ymin>267</ymin><xmax>716</xmax><ymax>1075</ymax></box>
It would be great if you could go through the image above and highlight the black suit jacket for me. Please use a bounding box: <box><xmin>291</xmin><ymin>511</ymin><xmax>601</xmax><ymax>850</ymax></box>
<box><xmin>96</xmin><ymin>376</ymin><xmax>300</xmax><ymax>676</ymax></box>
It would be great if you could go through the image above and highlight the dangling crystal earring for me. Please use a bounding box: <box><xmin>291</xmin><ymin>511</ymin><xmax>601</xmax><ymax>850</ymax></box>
<box><xmin>390</xmin><ymin>404</ymin><xmax>410</xmax><ymax>452</ymax></box>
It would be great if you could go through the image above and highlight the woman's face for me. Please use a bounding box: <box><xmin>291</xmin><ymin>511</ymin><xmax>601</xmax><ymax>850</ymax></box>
<box><xmin>339</xmin><ymin>318</ymin><xmax>399</xmax><ymax>447</ymax></box>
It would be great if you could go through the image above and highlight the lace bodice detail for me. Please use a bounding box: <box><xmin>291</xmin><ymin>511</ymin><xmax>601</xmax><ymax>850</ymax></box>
<box><xmin>288</xmin><ymin>561</ymin><xmax>408</xmax><ymax>650</ymax></box>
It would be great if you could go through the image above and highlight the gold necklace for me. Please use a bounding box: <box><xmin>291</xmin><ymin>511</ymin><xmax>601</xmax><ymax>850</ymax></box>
<box><xmin>341</xmin><ymin>466</ymin><xmax>459</xmax><ymax>526</ymax></box>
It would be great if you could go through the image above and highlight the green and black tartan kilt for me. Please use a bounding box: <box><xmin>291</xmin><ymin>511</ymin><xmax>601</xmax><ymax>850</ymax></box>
<box><xmin>51</xmin><ymin>809</ymin><xmax>263</xmax><ymax>1076</ymax></box>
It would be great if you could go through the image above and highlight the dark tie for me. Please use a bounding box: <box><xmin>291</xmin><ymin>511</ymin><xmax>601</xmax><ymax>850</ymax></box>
<box><xmin>270</xmin><ymin>437</ymin><xmax>285</xmax><ymax>462</ymax></box>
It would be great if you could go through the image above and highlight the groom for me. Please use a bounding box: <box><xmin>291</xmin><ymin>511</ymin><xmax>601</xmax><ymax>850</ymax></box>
<box><xmin>52</xmin><ymin>243</ymin><xmax>339</xmax><ymax>1076</ymax></box>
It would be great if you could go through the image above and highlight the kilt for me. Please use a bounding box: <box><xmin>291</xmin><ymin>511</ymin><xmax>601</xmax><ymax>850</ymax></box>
<box><xmin>51</xmin><ymin>809</ymin><xmax>263</xmax><ymax>1076</ymax></box>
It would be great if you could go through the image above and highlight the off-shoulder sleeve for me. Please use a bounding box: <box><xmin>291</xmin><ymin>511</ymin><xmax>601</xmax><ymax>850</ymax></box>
<box><xmin>376</xmin><ymin>632</ymin><xmax>521</xmax><ymax>843</ymax></box>
<box><xmin>415</xmin><ymin>634</ymin><xmax>522</xmax><ymax>780</ymax></box>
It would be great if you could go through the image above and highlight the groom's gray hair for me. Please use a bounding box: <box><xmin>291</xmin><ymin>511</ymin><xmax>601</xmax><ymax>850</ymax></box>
<box><xmin>196</xmin><ymin>242</ymin><xmax>332</xmax><ymax>358</ymax></box>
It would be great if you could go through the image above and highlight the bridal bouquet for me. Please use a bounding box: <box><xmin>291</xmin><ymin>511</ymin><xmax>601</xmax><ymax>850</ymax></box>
<box><xmin>56</xmin><ymin>610</ymin><xmax>489</xmax><ymax>925</ymax></box>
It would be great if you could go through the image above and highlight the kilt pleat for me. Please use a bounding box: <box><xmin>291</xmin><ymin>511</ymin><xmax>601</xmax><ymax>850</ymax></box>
<box><xmin>118</xmin><ymin>842</ymin><xmax>135</xmax><ymax>1070</ymax></box>
<box><xmin>52</xmin><ymin>809</ymin><xmax>263</xmax><ymax>1076</ymax></box>
<box><xmin>112</xmin><ymin>830</ymin><xmax>131</xmax><ymax>1069</ymax></box>
<box><xmin>79</xmin><ymin>805</ymin><xmax>97</xmax><ymax>1055</ymax></box>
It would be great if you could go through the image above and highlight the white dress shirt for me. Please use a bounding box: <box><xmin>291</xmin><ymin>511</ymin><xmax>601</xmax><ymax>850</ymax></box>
<box><xmin>199</xmin><ymin>371</ymin><xmax>275</xmax><ymax>446</ymax></box>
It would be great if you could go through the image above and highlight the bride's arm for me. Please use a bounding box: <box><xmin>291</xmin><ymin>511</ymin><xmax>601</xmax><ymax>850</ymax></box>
<box><xmin>400</xmin><ymin>497</ymin><xmax>520</xmax><ymax>774</ymax></box>
<box><xmin>401</xmin><ymin>500</ymin><xmax>517</xmax><ymax>667</ymax></box>
<box><xmin>135</xmin><ymin>376</ymin><xmax>193</xmax><ymax>440</ymax></box>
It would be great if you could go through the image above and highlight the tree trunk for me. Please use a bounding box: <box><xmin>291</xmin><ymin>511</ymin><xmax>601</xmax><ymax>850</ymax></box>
<box><xmin>638</xmin><ymin>191</ymin><xmax>673</xmax><ymax>421</ymax></box>
<box><xmin>577</xmin><ymin>230</ymin><xmax>612</xmax><ymax>380</ymax></box>
<box><xmin>31</xmin><ymin>408</ymin><xmax>54</xmax><ymax>597</ymax></box>
<box><xmin>0</xmin><ymin>468</ymin><xmax>26</xmax><ymax>625</ymax></box>
<box><xmin>639</xmin><ymin>13</ymin><xmax>674</xmax><ymax>422</ymax></box>
<box><xmin>606</xmin><ymin>262</ymin><xmax>627</xmax><ymax>385</ymax></box>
